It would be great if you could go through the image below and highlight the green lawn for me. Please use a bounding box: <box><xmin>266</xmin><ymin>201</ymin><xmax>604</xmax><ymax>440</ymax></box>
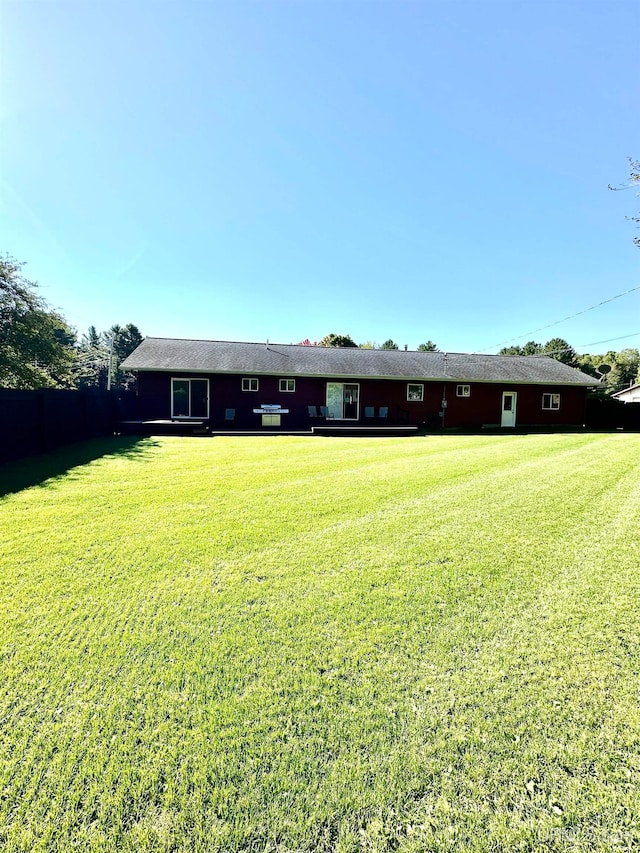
<box><xmin>2</xmin><ymin>433</ymin><xmax>640</xmax><ymax>852</ymax></box>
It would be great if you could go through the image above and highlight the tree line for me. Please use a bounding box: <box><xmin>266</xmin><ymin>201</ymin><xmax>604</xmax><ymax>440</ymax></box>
<box><xmin>1</xmin><ymin>255</ymin><xmax>142</xmax><ymax>391</ymax></box>
<box><xmin>299</xmin><ymin>334</ymin><xmax>439</xmax><ymax>351</ymax></box>
<box><xmin>499</xmin><ymin>337</ymin><xmax>640</xmax><ymax>395</ymax></box>
<box><xmin>4</xmin><ymin>253</ymin><xmax>638</xmax><ymax>397</ymax></box>
<box><xmin>307</xmin><ymin>333</ymin><xmax>639</xmax><ymax>396</ymax></box>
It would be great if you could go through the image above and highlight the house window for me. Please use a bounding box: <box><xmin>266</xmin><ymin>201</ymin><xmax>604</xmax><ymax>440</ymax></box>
<box><xmin>171</xmin><ymin>378</ymin><xmax>209</xmax><ymax>418</ymax></box>
<box><xmin>279</xmin><ymin>379</ymin><xmax>295</xmax><ymax>392</ymax></box>
<box><xmin>242</xmin><ymin>378</ymin><xmax>259</xmax><ymax>392</ymax></box>
<box><xmin>407</xmin><ymin>384</ymin><xmax>424</xmax><ymax>402</ymax></box>
<box><xmin>457</xmin><ymin>384</ymin><xmax>471</xmax><ymax>397</ymax></box>
<box><xmin>542</xmin><ymin>393</ymin><xmax>560</xmax><ymax>410</ymax></box>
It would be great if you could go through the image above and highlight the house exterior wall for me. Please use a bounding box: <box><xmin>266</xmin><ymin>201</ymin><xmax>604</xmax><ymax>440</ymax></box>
<box><xmin>441</xmin><ymin>382</ymin><xmax>586</xmax><ymax>428</ymax></box>
<box><xmin>613</xmin><ymin>386</ymin><xmax>640</xmax><ymax>403</ymax></box>
<box><xmin>134</xmin><ymin>371</ymin><xmax>588</xmax><ymax>429</ymax></box>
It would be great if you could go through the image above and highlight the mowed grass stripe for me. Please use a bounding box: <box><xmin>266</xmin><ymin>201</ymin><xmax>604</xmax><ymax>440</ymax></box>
<box><xmin>1</xmin><ymin>434</ymin><xmax>640</xmax><ymax>851</ymax></box>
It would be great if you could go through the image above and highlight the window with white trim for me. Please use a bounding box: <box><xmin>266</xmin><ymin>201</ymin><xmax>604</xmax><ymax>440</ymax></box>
<box><xmin>456</xmin><ymin>384</ymin><xmax>471</xmax><ymax>397</ymax></box>
<box><xmin>279</xmin><ymin>379</ymin><xmax>295</xmax><ymax>392</ymax></box>
<box><xmin>407</xmin><ymin>384</ymin><xmax>424</xmax><ymax>401</ymax></box>
<box><xmin>542</xmin><ymin>393</ymin><xmax>560</xmax><ymax>410</ymax></box>
<box><xmin>242</xmin><ymin>377</ymin><xmax>259</xmax><ymax>392</ymax></box>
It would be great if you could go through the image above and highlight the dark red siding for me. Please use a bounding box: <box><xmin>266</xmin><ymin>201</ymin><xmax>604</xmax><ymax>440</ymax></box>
<box><xmin>442</xmin><ymin>383</ymin><xmax>586</xmax><ymax>428</ymax></box>
<box><xmin>133</xmin><ymin>372</ymin><xmax>587</xmax><ymax>430</ymax></box>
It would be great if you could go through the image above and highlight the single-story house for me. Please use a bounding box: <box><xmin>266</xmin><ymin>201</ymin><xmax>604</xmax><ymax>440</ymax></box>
<box><xmin>121</xmin><ymin>337</ymin><xmax>598</xmax><ymax>431</ymax></box>
<box><xmin>611</xmin><ymin>383</ymin><xmax>640</xmax><ymax>404</ymax></box>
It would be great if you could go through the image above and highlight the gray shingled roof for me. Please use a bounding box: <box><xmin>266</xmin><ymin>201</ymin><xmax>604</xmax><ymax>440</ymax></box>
<box><xmin>122</xmin><ymin>338</ymin><xmax>597</xmax><ymax>386</ymax></box>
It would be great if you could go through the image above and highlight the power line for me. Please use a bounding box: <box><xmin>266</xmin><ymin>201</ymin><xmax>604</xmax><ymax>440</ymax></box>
<box><xmin>577</xmin><ymin>331</ymin><xmax>640</xmax><ymax>349</ymax></box>
<box><xmin>501</xmin><ymin>331</ymin><xmax>640</xmax><ymax>361</ymax></box>
<box><xmin>475</xmin><ymin>283</ymin><xmax>640</xmax><ymax>353</ymax></box>
<box><xmin>529</xmin><ymin>331</ymin><xmax>640</xmax><ymax>358</ymax></box>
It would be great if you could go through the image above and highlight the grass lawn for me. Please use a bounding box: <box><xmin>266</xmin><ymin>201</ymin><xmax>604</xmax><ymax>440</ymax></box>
<box><xmin>2</xmin><ymin>433</ymin><xmax>640</xmax><ymax>852</ymax></box>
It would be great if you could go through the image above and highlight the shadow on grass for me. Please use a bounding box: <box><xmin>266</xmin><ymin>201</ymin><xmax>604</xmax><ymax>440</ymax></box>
<box><xmin>0</xmin><ymin>436</ymin><xmax>161</xmax><ymax>499</ymax></box>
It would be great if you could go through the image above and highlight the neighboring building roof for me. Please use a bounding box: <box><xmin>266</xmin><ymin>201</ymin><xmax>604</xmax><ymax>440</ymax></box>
<box><xmin>612</xmin><ymin>383</ymin><xmax>640</xmax><ymax>401</ymax></box>
<box><xmin>122</xmin><ymin>337</ymin><xmax>598</xmax><ymax>386</ymax></box>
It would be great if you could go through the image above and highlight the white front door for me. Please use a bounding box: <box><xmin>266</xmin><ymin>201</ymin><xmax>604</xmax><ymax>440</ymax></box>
<box><xmin>501</xmin><ymin>391</ymin><xmax>517</xmax><ymax>428</ymax></box>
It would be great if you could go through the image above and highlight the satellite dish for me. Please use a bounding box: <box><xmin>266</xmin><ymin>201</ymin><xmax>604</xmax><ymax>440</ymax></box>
<box><xmin>597</xmin><ymin>364</ymin><xmax>611</xmax><ymax>376</ymax></box>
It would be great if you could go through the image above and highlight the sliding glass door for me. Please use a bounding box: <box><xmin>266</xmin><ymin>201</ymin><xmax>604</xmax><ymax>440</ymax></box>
<box><xmin>171</xmin><ymin>378</ymin><xmax>209</xmax><ymax>418</ymax></box>
<box><xmin>326</xmin><ymin>383</ymin><xmax>359</xmax><ymax>420</ymax></box>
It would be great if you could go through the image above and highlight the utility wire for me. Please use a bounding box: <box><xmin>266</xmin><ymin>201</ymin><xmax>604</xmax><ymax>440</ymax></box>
<box><xmin>523</xmin><ymin>331</ymin><xmax>640</xmax><ymax>358</ymax></box>
<box><xmin>436</xmin><ymin>331</ymin><xmax>640</xmax><ymax>363</ymax></box>
<box><xmin>474</xmin><ymin>284</ymin><xmax>640</xmax><ymax>353</ymax></box>
<box><xmin>576</xmin><ymin>331</ymin><xmax>640</xmax><ymax>349</ymax></box>
<box><xmin>512</xmin><ymin>331</ymin><xmax>640</xmax><ymax>360</ymax></box>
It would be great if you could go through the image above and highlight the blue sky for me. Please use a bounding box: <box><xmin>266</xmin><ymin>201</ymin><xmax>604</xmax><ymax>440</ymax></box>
<box><xmin>2</xmin><ymin>0</ymin><xmax>638</xmax><ymax>353</ymax></box>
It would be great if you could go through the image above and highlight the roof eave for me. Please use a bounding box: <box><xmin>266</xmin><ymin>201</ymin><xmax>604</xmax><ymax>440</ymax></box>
<box><xmin>124</xmin><ymin>365</ymin><xmax>596</xmax><ymax>386</ymax></box>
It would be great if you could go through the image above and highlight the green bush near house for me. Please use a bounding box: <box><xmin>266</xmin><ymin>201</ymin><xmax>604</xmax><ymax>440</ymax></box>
<box><xmin>1</xmin><ymin>434</ymin><xmax>640</xmax><ymax>852</ymax></box>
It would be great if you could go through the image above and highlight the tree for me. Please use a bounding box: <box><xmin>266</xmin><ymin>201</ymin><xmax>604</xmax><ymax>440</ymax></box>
<box><xmin>499</xmin><ymin>341</ymin><xmax>542</xmax><ymax>356</ymax></box>
<box><xmin>609</xmin><ymin>157</ymin><xmax>640</xmax><ymax>248</ymax></box>
<box><xmin>542</xmin><ymin>338</ymin><xmax>578</xmax><ymax>367</ymax></box>
<box><xmin>0</xmin><ymin>255</ymin><xmax>76</xmax><ymax>388</ymax></box>
<box><xmin>575</xmin><ymin>354</ymin><xmax>601</xmax><ymax>379</ymax></box>
<box><xmin>318</xmin><ymin>333</ymin><xmax>358</xmax><ymax>348</ymax></box>
<box><xmin>600</xmin><ymin>348</ymin><xmax>640</xmax><ymax>393</ymax></box>
<box><xmin>381</xmin><ymin>339</ymin><xmax>399</xmax><ymax>350</ymax></box>
<box><xmin>633</xmin><ymin>157</ymin><xmax>640</xmax><ymax>247</ymax></box>
<box><xmin>499</xmin><ymin>338</ymin><xmax>577</xmax><ymax>366</ymax></box>
<box><xmin>417</xmin><ymin>341</ymin><xmax>439</xmax><ymax>352</ymax></box>
<box><xmin>76</xmin><ymin>326</ymin><xmax>110</xmax><ymax>389</ymax></box>
<box><xmin>76</xmin><ymin>323</ymin><xmax>143</xmax><ymax>390</ymax></box>
<box><xmin>574</xmin><ymin>349</ymin><xmax>640</xmax><ymax>395</ymax></box>
<box><xmin>109</xmin><ymin>323</ymin><xmax>143</xmax><ymax>389</ymax></box>
<box><xmin>110</xmin><ymin>323</ymin><xmax>143</xmax><ymax>362</ymax></box>
<box><xmin>85</xmin><ymin>325</ymin><xmax>101</xmax><ymax>348</ymax></box>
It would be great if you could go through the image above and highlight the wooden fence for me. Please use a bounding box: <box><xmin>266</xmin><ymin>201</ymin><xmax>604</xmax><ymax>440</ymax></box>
<box><xmin>0</xmin><ymin>388</ymin><xmax>136</xmax><ymax>464</ymax></box>
<box><xmin>584</xmin><ymin>395</ymin><xmax>640</xmax><ymax>431</ymax></box>
<box><xmin>2</xmin><ymin>388</ymin><xmax>639</xmax><ymax>466</ymax></box>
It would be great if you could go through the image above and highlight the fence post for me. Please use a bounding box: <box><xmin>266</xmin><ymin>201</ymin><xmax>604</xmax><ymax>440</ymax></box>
<box><xmin>37</xmin><ymin>390</ymin><xmax>47</xmax><ymax>454</ymax></box>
